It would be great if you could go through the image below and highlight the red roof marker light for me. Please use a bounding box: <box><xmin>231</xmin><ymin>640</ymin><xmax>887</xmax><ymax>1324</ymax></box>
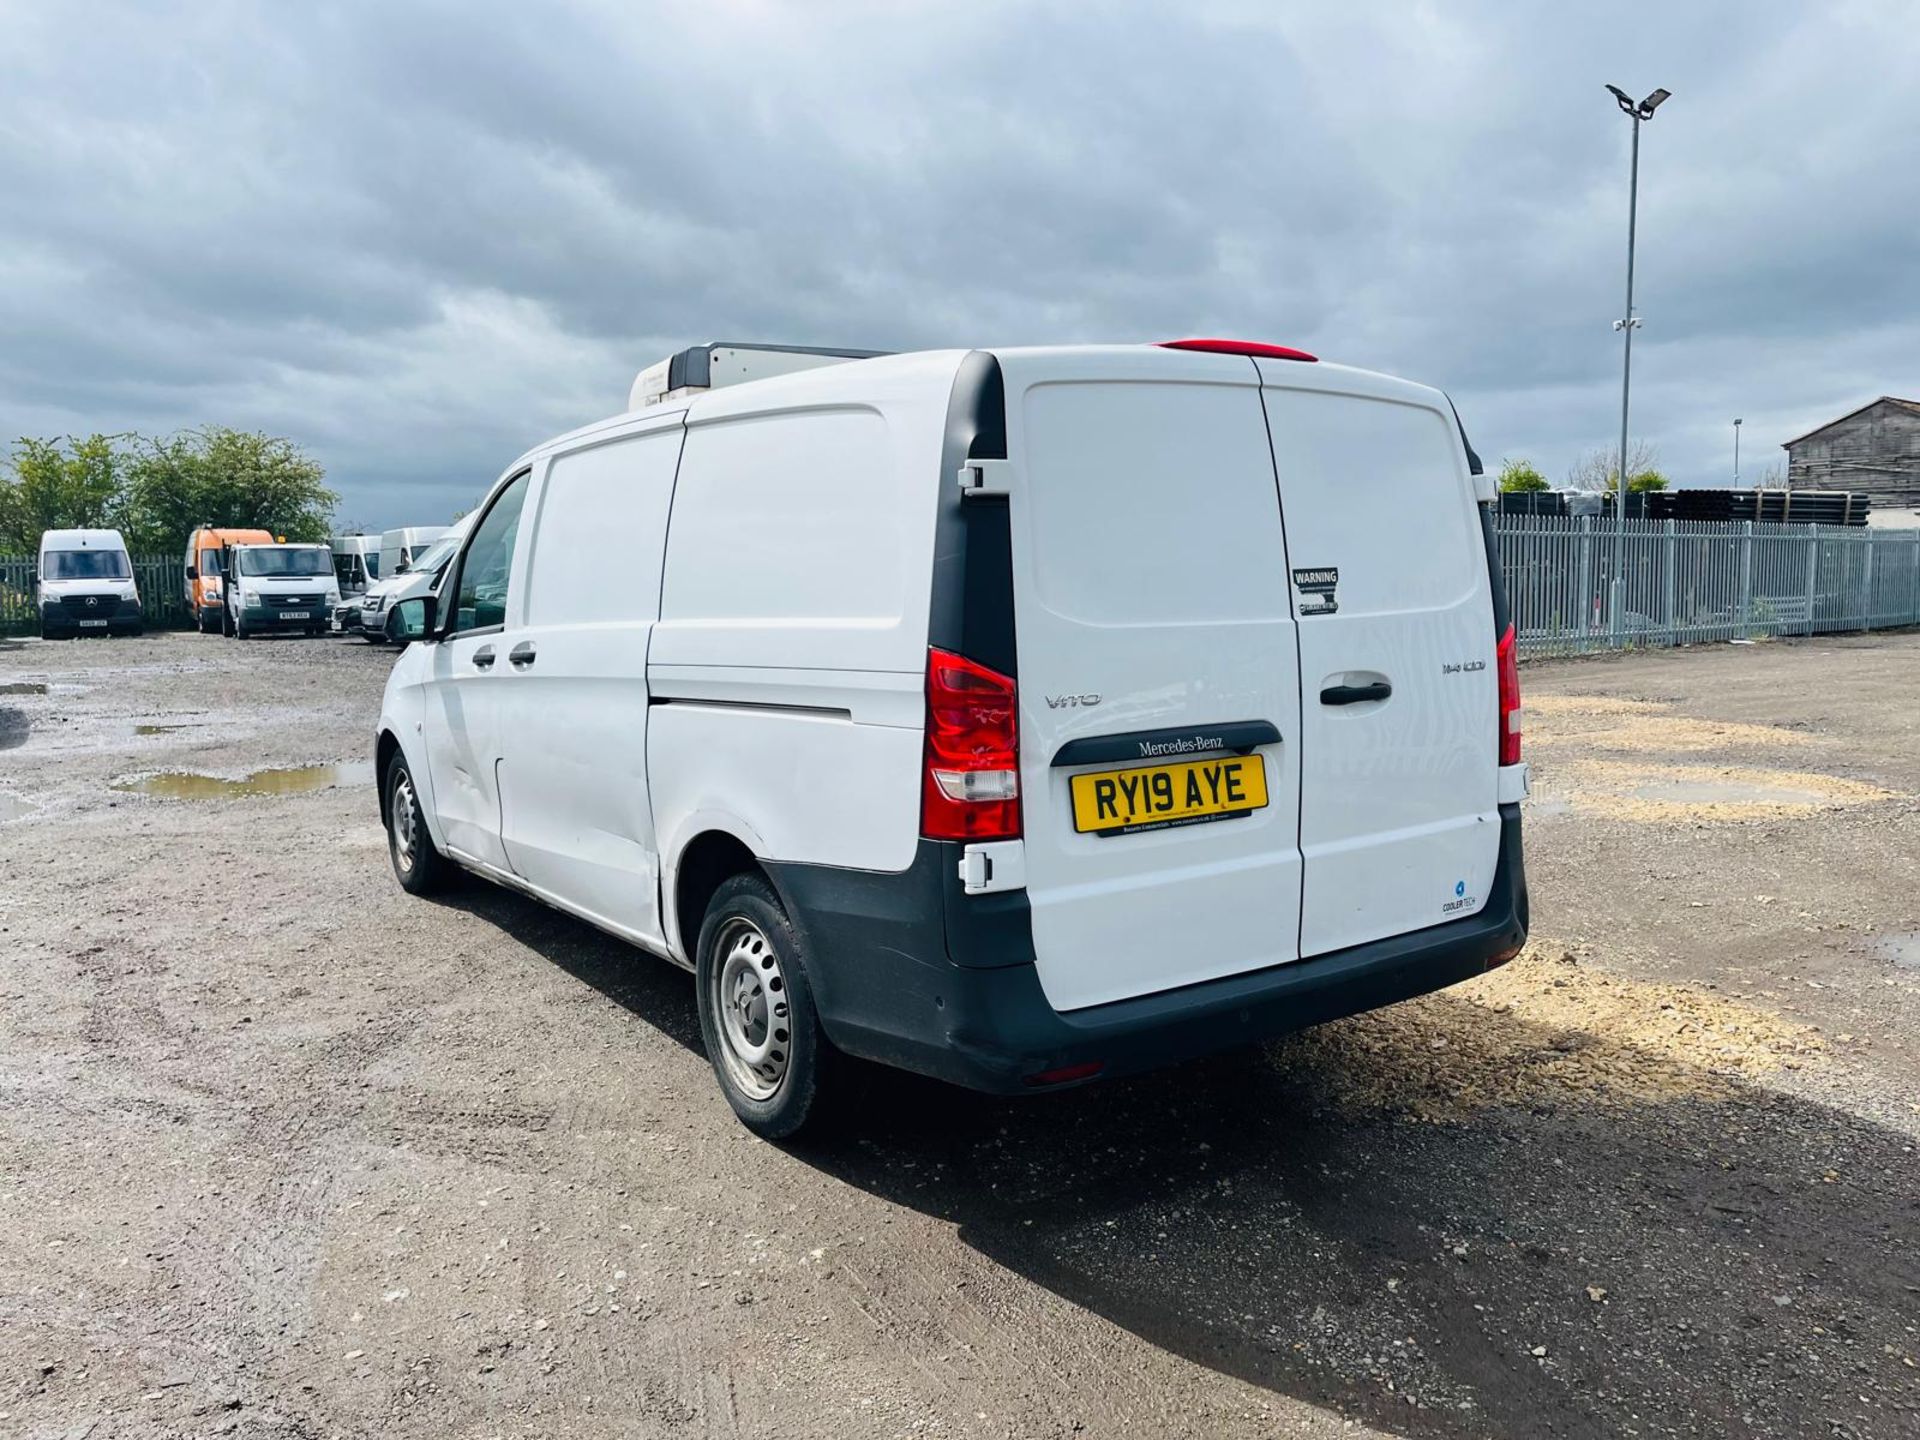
<box><xmin>1158</xmin><ymin>337</ymin><xmax>1318</xmax><ymax>363</ymax></box>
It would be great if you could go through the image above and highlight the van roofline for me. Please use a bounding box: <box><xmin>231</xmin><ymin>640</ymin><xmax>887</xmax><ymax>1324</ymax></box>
<box><xmin>529</xmin><ymin>343</ymin><xmax>1451</xmax><ymax>470</ymax></box>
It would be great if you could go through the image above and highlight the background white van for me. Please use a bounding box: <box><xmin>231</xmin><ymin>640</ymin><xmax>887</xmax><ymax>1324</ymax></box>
<box><xmin>380</xmin><ymin>526</ymin><xmax>448</xmax><ymax>582</ymax></box>
<box><xmin>220</xmin><ymin>542</ymin><xmax>341</xmax><ymax>638</ymax></box>
<box><xmin>374</xmin><ymin>341</ymin><xmax>1529</xmax><ymax>1138</ymax></box>
<box><xmin>36</xmin><ymin>528</ymin><xmax>142</xmax><ymax>638</ymax></box>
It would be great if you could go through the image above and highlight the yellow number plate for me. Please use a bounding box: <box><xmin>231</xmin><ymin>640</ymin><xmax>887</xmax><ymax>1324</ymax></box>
<box><xmin>1069</xmin><ymin>754</ymin><xmax>1269</xmax><ymax>836</ymax></box>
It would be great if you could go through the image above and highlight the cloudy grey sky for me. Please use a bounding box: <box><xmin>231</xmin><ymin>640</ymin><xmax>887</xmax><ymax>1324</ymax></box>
<box><xmin>2</xmin><ymin>0</ymin><xmax>1916</xmax><ymax>528</ymax></box>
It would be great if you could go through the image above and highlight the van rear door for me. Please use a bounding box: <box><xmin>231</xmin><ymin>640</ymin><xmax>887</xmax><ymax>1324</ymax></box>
<box><xmin>996</xmin><ymin>349</ymin><xmax>1303</xmax><ymax>1013</ymax></box>
<box><xmin>1256</xmin><ymin>364</ymin><xmax>1500</xmax><ymax>957</ymax></box>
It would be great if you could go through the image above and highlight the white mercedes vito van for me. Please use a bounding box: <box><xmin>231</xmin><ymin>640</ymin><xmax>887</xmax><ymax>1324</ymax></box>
<box><xmin>376</xmin><ymin>340</ymin><xmax>1529</xmax><ymax>1138</ymax></box>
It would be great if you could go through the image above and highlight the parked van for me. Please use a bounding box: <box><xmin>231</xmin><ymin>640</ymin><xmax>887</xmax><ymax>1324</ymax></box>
<box><xmin>375</xmin><ymin>341</ymin><xmax>1529</xmax><ymax>1138</ymax></box>
<box><xmin>184</xmin><ymin>526</ymin><xmax>275</xmax><ymax>632</ymax></box>
<box><xmin>330</xmin><ymin>533</ymin><xmax>381</xmax><ymax>596</ymax></box>
<box><xmin>380</xmin><ymin>527</ymin><xmax>447</xmax><ymax>582</ymax></box>
<box><xmin>220</xmin><ymin>542</ymin><xmax>341</xmax><ymax>638</ymax></box>
<box><xmin>36</xmin><ymin>528</ymin><xmax>141</xmax><ymax>638</ymax></box>
<box><xmin>349</xmin><ymin>518</ymin><xmax>471</xmax><ymax>640</ymax></box>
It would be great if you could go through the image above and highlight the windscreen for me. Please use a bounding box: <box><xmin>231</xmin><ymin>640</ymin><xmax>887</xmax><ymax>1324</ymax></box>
<box><xmin>406</xmin><ymin>536</ymin><xmax>458</xmax><ymax>577</ymax></box>
<box><xmin>236</xmin><ymin>547</ymin><xmax>331</xmax><ymax>577</ymax></box>
<box><xmin>47</xmin><ymin>549</ymin><xmax>130</xmax><ymax>581</ymax></box>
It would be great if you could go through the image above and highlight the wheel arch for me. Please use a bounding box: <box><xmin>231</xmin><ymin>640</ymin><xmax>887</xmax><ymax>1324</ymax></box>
<box><xmin>668</xmin><ymin>825</ymin><xmax>781</xmax><ymax>965</ymax></box>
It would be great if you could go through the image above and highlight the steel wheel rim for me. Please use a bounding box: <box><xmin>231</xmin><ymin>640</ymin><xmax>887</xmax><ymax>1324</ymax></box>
<box><xmin>390</xmin><ymin>772</ymin><xmax>417</xmax><ymax>873</ymax></box>
<box><xmin>710</xmin><ymin>918</ymin><xmax>790</xmax><ymax>1102</ymax></box>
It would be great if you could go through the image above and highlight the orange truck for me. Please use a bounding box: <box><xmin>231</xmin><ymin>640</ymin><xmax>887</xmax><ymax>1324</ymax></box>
<box><xmin>183</xmin><ymin>526</ymin><xmax>275</xmax><ymax>633</ymax></box>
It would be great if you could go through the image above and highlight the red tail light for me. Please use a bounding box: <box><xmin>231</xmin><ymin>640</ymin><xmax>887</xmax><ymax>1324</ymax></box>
<box><xmin>921</xmin><ymin>648</ymin><xmax>1021</xmax><ymax>841</ymax></box>
<box><xmin>1496</xmin><ymin>623</ymin><xmax>1521</xmax><ymax>766</ymax></box>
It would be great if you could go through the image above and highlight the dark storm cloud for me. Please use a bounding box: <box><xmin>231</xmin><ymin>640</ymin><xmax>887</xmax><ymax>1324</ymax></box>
<box><xmin>2</xmin><ymin>0</ymin><xmax>1916</xmax><ymax>525</ymax></box>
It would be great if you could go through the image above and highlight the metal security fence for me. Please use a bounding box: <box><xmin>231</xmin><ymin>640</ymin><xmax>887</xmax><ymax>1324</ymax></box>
<box><xmin>1494</xmin><ymin>516</ymin><xmax>1920</xmax><ymax>657</ymax></box>
<box><xmin>0</xmin><ymin>555</ymin><xmax>191</xmax><ymax>634</ymax></box>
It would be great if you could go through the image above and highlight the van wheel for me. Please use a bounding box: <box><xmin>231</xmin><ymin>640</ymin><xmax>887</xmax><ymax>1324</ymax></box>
<box><xmin>696</xmin><ymin>874</ymin><xmax>830</xmax><ymax>1139</ymax></box>
<box><xmin>384</xmin><ymin>752</ymin><xmax>449</xmax><ymax>895</ymax></box>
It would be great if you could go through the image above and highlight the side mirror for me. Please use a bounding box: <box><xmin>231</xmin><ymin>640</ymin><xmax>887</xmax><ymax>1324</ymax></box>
<box><xmin>387</xmin><ymin>594</ymin><xmax>437</xmax><ymax>643</ymax></box>
<box><xmin>185</xmin><ymin>564</ymin><xmax>198</xmax><ymax>580</ymax></box>
<box><xmin>393</xmin><ymin>559</ymin><xmax>410</xmax><ymax>574</ymax></box>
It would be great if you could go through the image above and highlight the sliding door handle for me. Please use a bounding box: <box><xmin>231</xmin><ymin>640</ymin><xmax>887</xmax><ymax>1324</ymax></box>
<box><xmin>1320</xmin><ymin>681</ymin><xmax>1391</xmax><ymax>706</ymax></box>
<box><xmin>508</xmin><ymin>641</ymin><xmax>536</xmax><ymax>669</ymax></box>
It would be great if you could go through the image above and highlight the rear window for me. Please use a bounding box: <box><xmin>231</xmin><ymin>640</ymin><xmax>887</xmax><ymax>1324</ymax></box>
<box><xmin>46</xmin><ymin>549</ymin><xmax>129</xmax><ymax>581</ymax></box>
<box><xmin>1020</xmin><ymin>381</ymin><xmax>1292</xmax><ymax>625</ymax></box>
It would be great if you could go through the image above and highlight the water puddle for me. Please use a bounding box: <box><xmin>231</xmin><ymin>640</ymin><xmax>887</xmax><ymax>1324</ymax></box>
<box><xmin>1872</xmin><ymin>933</ymin><xmax>1920</xmax><ymax>970</ymax></box>
<box><xmin>113</xmin><ymin>760</ymin><xmax>375</xmax><ymax>800</ymax></box>
<box><xmin>134</xmin><ymin>723</ymin><xmax>189</xmax><ymax>735</ymax></box>
<box><xmin>0</xmin><ymin>682</ymin><xmax>47</xmax><ymax>696</ymax></box>
<box><xmin>0</xmin><ymin>792</ymin><xmax>35</xmax><ymax>822</ymax></box>
<box><xmin>1628</xmin><ymin>778</ymin><xmax>1837</xmax><ymax>807</ymax></box>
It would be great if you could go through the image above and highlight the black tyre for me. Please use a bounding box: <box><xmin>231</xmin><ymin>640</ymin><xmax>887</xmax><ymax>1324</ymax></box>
<box><xmin>384</xmin><ymin>750</ymin><xmax>449</xmax><ymax>895</ymax></box>
<box><xmin>695</xmin><ymin>873</ymin><xmax>832</xmax><ymax>1139</ymax></box>
<box><xmin>221</xmin><ymin>605</ymin><xmax>235</xmax><ymax>637</ymax></box>
<box><xmin>197</xmin><ymin>608</ymin><xmax>216</xmax><ymax>634</ymax></box>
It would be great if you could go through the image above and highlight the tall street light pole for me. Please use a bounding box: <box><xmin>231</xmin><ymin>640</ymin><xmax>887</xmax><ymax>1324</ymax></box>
<box><xmin>1733</xmin><ymin>417</ymin><xmax>1743</xmax><ymax>487</ymax></box>
<box><xmin>1604</xmin><ymin>84</ymin><xmax>1671</xmax><ymax>639</ymax></box>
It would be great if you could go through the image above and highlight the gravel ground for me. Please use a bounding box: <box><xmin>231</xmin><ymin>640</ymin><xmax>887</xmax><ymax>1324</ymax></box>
<box><xmin>1</xmin><ymin>629</ymin><xmax>1916</xmax><ymax>1439</ymax></box>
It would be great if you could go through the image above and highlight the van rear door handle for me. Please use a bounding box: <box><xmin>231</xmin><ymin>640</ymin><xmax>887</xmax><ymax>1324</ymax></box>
<box><xmin>508</xmin><ymin>642</ymin><xmax>536</xmax><ymax>669</ymax></box>
<box><xmin>471</xmin><ymin>645</ymin><xmax>496</xmax><ymax>670</ymax></box>
<box><xmin>1320</xmin><ymin>681</ymin><xmax>1391</xmax><ymax>706</ymax></box>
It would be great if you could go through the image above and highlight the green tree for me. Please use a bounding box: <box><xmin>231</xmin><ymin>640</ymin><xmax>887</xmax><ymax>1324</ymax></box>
<box><xmin>1498</xmin><ymin>458</ymin><xmax>1550</xmax><ymax>492</ymax></box>
<box><xmin>122</xmin><ymin>427</ymin><xmax>336</xmax><ymax>552</ymax></box>
<box><xmin>0</xmin><ymin>434</ymin><xmax>134</xmax><ymax>551</ymax></box>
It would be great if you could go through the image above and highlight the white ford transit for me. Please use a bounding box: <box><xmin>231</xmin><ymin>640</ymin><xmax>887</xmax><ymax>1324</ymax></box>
<box><xmin>375</xmin><ymin>340</ymin><xmax>1529</xmax><ymax>1138</ymax></box>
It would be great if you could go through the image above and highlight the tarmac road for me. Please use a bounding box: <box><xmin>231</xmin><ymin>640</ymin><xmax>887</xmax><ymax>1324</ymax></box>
<box><xmin>1</xmin><ymin>629</ymin><xmax>1916</xmax><ymax>1439</ymax></box>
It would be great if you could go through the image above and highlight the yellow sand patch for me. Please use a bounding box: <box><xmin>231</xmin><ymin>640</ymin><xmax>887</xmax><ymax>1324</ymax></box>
<box><xmin>1526</xmin><ymin>693</ymin><xmax>1813</xmax><ymax>754</ymax></box>
<box><xmin>1269</xmin><ymin>944</ymin><xmax>1825</xmax><ymax>1120</ymax></box>
<box><xmin>1557</xmin><ymin>758</ymin><xmax>1894</xmax><ymax>823</ymax></box>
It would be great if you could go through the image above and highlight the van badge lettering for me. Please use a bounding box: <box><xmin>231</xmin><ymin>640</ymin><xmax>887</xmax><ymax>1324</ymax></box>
<box><xmin>1046</xmin><ymin>693</ymin><xmax>1102</xmax><ymax>710</ymax></box>
<box><xmin>1292</xmin><ymin>566</ymin><xmax>1339</xmax><ymax>616</ymax></box>
<box><xmin>1137</xmin><ymin>733</ymin><xmax>1226</xmax><ymax>759</ymax></box>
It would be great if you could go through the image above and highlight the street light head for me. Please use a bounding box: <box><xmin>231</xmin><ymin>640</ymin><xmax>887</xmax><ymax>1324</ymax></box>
<box><xmin>1606</xmin><ymin>83</ymin><xmax>1635</xmax><ymax>115</ymax></box>
<box><xmin>1638</xmin><ymin>87</ymin><xmax>1672</xmax><ymax>119</ymax></box>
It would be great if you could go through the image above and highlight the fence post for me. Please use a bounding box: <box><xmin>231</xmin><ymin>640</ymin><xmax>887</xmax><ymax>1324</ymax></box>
<box><xmin>1859</xmin><ymin>533</ymin><xmax>1875</xmax><ymax>631</ymax></box>
<box><xmin>1803</xmin><ymin>529</ymin><xmax>1820</xmax><ymax>635</ymax></box>
<box><xmin>1576</xmin><ymin>517</ymin><xmax>1594</xmax><ymax>647</ymax></box>
<box><xmin>1737</xmin><ymin>521</ymin><xmax>1754</xmax><ymax>639</ymax></box>
<box><xmin>1911</xmin><ymin>532</ymin><xmax>1920</xmax><ymax>627</ymax></box>
<box><xmin>1661</xmin><ymin>519</ymin><xmax>1677</xmax><ymax>646</ymax></box>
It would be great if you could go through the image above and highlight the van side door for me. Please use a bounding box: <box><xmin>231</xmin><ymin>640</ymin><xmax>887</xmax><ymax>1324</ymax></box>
<box><xmin>421</xmin><ymin>468</ymin><xmax>536</xmax><ymax>872</ymax></box>
<box><xmin>1257</xmin><ymin>367</ymin><xmax>1501</xmax><ymax>956</ymax></box>
<box><xmin>491</xmin><ymin>414</ymin><xmax>686</xmax><ymax>947</ymax></box>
